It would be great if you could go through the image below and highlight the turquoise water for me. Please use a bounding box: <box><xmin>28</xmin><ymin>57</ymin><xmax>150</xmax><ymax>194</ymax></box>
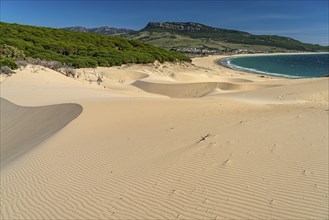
<box><xmin>221</xmin><ymin>53</ymin><xmax>329</xmax><ymax>78</ymax></box>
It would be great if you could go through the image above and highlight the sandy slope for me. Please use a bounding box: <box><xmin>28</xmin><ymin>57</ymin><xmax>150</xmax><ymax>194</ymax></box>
<box><xmin>0</xmin><ymin>55</ymin><xmax>328</xmax><ymax>219</ymax></box>
<box><xmin>0</xmin><ymin>98</ymin><xmax>82</xmax><ymax>167</ymax></box>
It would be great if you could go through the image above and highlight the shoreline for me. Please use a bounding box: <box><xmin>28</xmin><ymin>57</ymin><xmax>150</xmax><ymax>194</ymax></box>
<box><xmin>216</xmin><ymin>52</ymin><xmax>329</xmax><ymax>79</ymax></box>
<box><xmin>213</xmin><ymin>55</ymin><xmax>289</xmax><ymax>80</ymax></box>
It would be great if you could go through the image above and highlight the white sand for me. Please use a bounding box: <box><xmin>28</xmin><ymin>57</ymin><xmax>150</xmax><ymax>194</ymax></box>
<box><xmin>1</xmin><ymin>55</ymin><xmax>328</xmax><ymax>219</ymax></box>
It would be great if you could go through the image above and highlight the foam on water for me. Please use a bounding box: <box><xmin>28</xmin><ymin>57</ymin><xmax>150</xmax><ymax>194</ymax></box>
<box><xmin>220</xmin><ymin>53</ymin><xmax>329</xmax><ymax>78</ymax></box>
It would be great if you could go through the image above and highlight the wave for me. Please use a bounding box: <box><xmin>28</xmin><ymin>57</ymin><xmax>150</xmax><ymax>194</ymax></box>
<box><xmin>220</xmin><ymin>58</ymin><xmax>303</xmax><ymax>79</ymax></box>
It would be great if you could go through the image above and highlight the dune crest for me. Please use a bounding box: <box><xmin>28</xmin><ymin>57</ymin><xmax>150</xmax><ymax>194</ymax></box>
<box><xmin>0</xmin><ymin>98</ymin><xmax>82</xmax><ymax>167</ymax></box>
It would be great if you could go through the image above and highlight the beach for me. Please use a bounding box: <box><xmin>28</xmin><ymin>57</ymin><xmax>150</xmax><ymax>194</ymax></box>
<box><xmin>1</xmin><ymin>55</ymin><xmax>328</xmax><ymax>219</ymax></box>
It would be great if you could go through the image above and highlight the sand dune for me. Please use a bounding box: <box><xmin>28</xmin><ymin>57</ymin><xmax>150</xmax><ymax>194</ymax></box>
<box><xmin>0</xmin><ymin>98</ymin><xmax>82</xmax><ymax>167</ymax></box>
<box><xmin>218</xmin><ymin>77</ymin><xmax>329</xmax><ymax>104</ymax></box>
<box><xmin>132</xmin><ymin>80</ymin><xmax>219</xmax><ymax>98</ymax></box>
<box><xmin>0</xmin><ymin>55</ymin><xmax>328</xmax><ymax>219</ymax></box>
<box><xmin>1</xmin><ymin>99</ymin><xmax>327</xmax><ymax>219</ymax></box>
<box><xmin>169</xmin><ymin>72</ymin><xmax>212</xmax><ymax>82</ymax></box>
<box><xmin>132</xmin><ymin>80</ymin><xmax>280</xmax><ymax>98</ymax></box>
<box><xmin>100</xmin><ymin>70</ymin><xmax>149</xmax><ymax>84</ymax></box>
<box><xmin>0</xmin><ymin>65</ymin><xmax>127</xmax><ymax>106</ymax></box>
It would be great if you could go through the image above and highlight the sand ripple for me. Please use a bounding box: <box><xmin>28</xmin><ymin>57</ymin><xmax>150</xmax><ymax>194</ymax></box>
<box><xmin>0</xmin><ymin>98</ymin><xmax>82</xmax><ymax>167</ymax></box>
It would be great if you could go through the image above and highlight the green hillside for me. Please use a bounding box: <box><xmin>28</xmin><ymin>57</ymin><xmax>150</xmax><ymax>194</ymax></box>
<box><xmin>0</xmin><ymin>22</ymin><xmax>191</xmax><ymax>68</ymax></box>
<box><xmin>127</xmin><ymin>22</ymin><xmax>328</xmax><ymax>53</ymax></box>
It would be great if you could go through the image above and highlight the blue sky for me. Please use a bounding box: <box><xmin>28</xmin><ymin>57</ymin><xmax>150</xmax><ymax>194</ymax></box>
<box><xmin>1</xmin><ymin>0</ymin><xmax>328</xmax><ymax>45</ymax></box>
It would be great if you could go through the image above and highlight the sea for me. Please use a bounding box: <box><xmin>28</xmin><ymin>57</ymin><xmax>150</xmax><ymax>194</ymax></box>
<box><xmin>220</xmin><ymin>53</ymin><xmax>329</xmax><ymax>78</ymax></box>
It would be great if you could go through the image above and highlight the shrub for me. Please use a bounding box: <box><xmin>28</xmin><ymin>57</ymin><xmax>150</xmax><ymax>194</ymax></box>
<box><xmin>45</xmin><ymin>60</ymin><xmax>62</xmax><ymax>70</ymax></box>
<box><xmin>0</xmin><ymin>44</ymin><xmax>26</xmax><ymax>60</ymax></box>
<box><xmin>0</xmin><ymin>66</ymin><xmax>14</xmax><ymax>75</ymax></box>
<box><xmin>0</xmin><ymin>58</ymin><xmax>18</xmax><ymax>69</ymax></box>
<box><xmin>0</xmin><ymin>22</ymin><xmax>191</xmax><ymax>68</ymax></box>
<box><xmin>16</xmin><ymin>60</ymin><xmax>29</xmax><ymax>67</ymax></box>
<box><xmin>28</xmin><ymin>59</ymin><xmax>62</xmax><ymax>70</ymax></box>
<box><xmin>61</xmin><ymin>65</ymin><xmax>76</xmax><ymax>77</ymax></box>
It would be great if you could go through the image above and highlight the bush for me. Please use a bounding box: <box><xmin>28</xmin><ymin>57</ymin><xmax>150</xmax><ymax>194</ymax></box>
<box><xmin>16</xmin><ymin>60</ymin><xmax>29</xmax><ymax>67</ymax></box>
<box><xmin>28</xmin><ymin>59</ymin><xmax>62</xmax><ymax>70</ymax></box>
<box><xmin>0</xmin><ymin>66</ymin><xmax>14</xmax><ymax>75</ymax></box>
<box><xmin>0</xmin><ymin>44</ymin><xmax>26</xmax><ymax>59</ymax></box>
<box><xmin>0</xmin><ymin>22</ymin><xmax>191</xmax><ymax>68</ymax></box>
<box><xmin>0</xmin><ymin>58</ymin><xmax>18</xmax><ymax>69</ymax></box>
<box><xmin>61</xmin><ymin>65</ymin><xmax>76</xmax><ymax>77</ymax></box>
<box><xmin>45</xmin><ymin>60</ymin><xmax>62</xmax><ymax>70</ymax></box>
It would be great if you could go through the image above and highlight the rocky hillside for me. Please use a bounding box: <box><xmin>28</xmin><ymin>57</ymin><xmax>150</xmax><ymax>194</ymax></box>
<box><xmin>145</xmin><ymin>22</ymin><xmax>208</xmax><ymax>32</ymax></box>
<box><xmin>128</xmin><ymin>22</ymin><xmax>328</xmax><ymax>54</ymax></box>
<box><xmin>143</xmin><ymin>22</ymin><xmax>248</xmax><ymax>35</ymax></box>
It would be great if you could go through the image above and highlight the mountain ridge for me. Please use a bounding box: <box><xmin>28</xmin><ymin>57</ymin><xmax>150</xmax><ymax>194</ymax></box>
<box><xmin>135</xmin><ymin>22</ymin><xmax>327</xmax><ymax>52</ymax></box>
<box><xmin>143</xmin><ymin>22</ymin><xmax>251</xmax><ymax>35</ymax></box>
<box><xmin>64</xmin><ymin>22</ymin><xmax>327</xmax><ymax>54</ymax></box>
<box><xmin>63</xmin><ymin>26</ymin><xmax>135</xmax><ymax>35</ymax></box>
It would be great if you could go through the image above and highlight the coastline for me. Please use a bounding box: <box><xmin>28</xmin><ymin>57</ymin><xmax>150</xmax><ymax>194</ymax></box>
<box><xmin>216</xmin><ymin>52</ymin><xmax>329</xmax><ymax>79</ymax></box>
